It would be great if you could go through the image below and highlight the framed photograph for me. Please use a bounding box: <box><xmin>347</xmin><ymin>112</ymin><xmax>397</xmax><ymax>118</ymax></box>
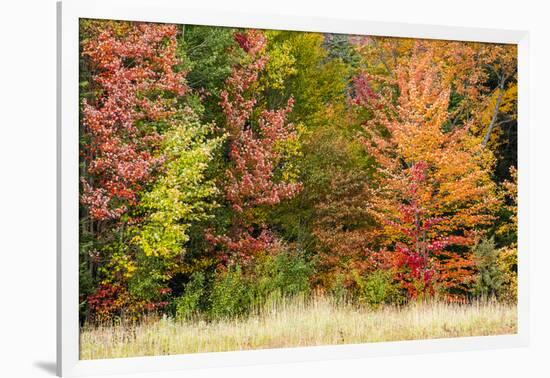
<box><xmin>57</xmin><ymin>0</ymin><xmax>529</xmax><ymax>376</ymax></box>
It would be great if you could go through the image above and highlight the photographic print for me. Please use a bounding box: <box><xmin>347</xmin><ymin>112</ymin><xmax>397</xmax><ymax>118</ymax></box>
<box><xmin>77</xmin><ymin>19</ymin><xmax>518</xmax><ymax>360</ymax></box>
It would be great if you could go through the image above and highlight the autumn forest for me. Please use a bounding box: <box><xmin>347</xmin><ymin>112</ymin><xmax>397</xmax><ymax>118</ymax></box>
<box><xmin>78</xmin><ymin>19</ymin><xmax>518</xmax><ymax>358</ymax></box>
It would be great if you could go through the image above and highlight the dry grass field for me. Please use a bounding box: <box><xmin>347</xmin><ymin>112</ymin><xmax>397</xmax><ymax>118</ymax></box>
<box><xmin>80</xmin><ymin>298</ymin><xmax>517</xmax><ymax>359</ymax></box>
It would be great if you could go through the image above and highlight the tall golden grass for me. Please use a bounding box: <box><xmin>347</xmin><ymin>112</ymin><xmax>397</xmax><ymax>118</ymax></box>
<box><xmin>80</xmin><ymin>297</ymin><xmax>517</xmax><ymax>360</ymax></box>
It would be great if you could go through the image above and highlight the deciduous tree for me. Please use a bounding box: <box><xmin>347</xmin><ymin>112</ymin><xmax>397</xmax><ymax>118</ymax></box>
<box><xmin>208</xmin><ymin>30</ymin><xmax>302</xmax><ymax>264</ymax></box>
<box><xmin>80</xmin><ymin>20</ymin><xmax>221</xmax><ymax>319</ymax></box>
<box><xmin>80</xmin><ymin>21</ymin><xmax>187</xmax><ymax>221</ymax></box>
<box><xmin>353</xmin><ymin>42</ymin><xmax>500</xmax><ymax>298</ymax></box>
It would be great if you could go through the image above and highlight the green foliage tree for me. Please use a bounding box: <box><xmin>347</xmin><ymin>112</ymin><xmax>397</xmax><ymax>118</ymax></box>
<box><xmin>261</xmin><ymin>31</ymin><xmax>368</xmax><ymax>263</ymax></box>
<box><xmin>323</xmin><ymin>33</ymin><xmax>361</xmax><ymax>67</ymax></box>
<box><xmin>262</xmin><ymin>31</ymin><xmax>350</xmax><ymax>127</ymax></box>
<box><xmin>133</xmin><ymin>110</ymin><xmax>222</xmax><ymax>260</ymax></box>
<box><xmin>473</xmin><ymin>238</ymin><xmax>504</xmax><ymax>298</ymax></box>
<box><xmin>177</xmin><ymin>25</ymin><xmax>240</xmax><ymax>125</ymax></box>
<box><xmin>128</xmin><ymin>108</ymin><xmax>223</xmax><ymax>304</ymax></box>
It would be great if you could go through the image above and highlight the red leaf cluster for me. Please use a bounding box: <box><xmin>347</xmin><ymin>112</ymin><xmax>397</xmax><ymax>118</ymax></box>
<box><xmin>212</xmin><ymin>30</ymin><xmax>302</xmax><ymax>263</ymax></box>
<box><xmin>80</xmin><ymin>22</ymin><xmax>187</xmax><ymax>221</ymax></box>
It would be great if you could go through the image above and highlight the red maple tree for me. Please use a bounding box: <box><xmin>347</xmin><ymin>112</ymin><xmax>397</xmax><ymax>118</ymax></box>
<box><xmin>80</xmin><ymin>22</ymin><xmax>187</xmax><ymax>221</ymax></box>
<box><xmin>209</xmin><ymin>30</ymin><xmax>302</xmax><ymax>264</ymax></box>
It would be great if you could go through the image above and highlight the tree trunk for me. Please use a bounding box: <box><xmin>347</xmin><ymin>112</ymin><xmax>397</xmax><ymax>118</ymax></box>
<box><xmin>482</xmin><ymin>78</ymin><xmax>505</xmax><ymax>147</ymax></box>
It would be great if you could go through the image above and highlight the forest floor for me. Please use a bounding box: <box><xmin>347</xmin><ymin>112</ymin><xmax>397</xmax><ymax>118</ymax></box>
<box><xmin>80</xmin><ymin>298</ymin><xmax>517</xmax><ymax>359</ymax></box>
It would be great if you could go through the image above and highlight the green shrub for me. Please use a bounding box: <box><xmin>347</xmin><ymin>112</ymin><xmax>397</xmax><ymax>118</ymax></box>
<box><xmin>354</xmin><ymin>270</ymin><xmax>401</xmax><ymax>308</ymax></box>
<box><xmin>208</xmin><ymin>266</ymin><xmax>251</xmax><ymax>320</ymax></box>
<box><xmin>473</xmin><ymin>238</ymin><xmax>504</xmax><ymax>299</ymax></box>
<box><xmin>252</xmin><ymin>250</ymin><xmax>313</xmax><ymax>308</ymax></box>
<box><xmin>174</xmin><ymin>272</ymin><xmax>205</xmax><ymax>320</ymax></box>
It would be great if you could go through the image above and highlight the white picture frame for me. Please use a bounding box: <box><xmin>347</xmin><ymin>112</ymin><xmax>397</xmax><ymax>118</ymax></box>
<box><xmin>57</xmin><ymin>0</ymin><xmax>530</xmax><ymax>376</ymax></box>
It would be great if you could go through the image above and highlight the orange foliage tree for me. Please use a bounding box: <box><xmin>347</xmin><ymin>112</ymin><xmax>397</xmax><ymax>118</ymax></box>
<box><xmin>352</xmin><ymin>42</ymin><xmax>500</xmax><ymax>299</ymax></box>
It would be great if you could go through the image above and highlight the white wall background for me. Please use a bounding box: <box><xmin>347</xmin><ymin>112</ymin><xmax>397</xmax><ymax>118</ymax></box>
<box><xmin>0</xmin><ymin>0</ymin><xmax>548</xmax><ymax>377</ymax></box>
